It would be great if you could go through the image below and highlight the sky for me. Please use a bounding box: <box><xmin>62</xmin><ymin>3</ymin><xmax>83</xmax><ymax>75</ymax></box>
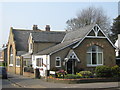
<box><xmin>0</xmin><ymin>0</ymin><xmax>119</xmax><ymax>48</ymax></box>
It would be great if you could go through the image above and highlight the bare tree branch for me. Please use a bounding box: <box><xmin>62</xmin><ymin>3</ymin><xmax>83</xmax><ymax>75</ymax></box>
<box><xmin>66</xmin><ymin>6</ymin><xmax>111</xmax><ymax>35</ymax></box>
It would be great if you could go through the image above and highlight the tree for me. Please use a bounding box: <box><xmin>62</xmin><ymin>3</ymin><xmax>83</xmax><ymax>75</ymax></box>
<box><xmin>66</xmin><ymin>6</ymin><xmax>110</xmax><ymax>35</ymax></box>
<box><xmin>110</xmin><ymin>15</ymin><xmax>120</xmax><ymax>43</ymax></box>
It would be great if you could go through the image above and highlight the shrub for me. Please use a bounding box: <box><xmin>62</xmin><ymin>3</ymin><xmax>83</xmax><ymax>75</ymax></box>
<box><xmin>76</xmin><ymin>73</ymin><xmax>82</xmax><ymax>77</ymax></box>
<box><xmin>79</xmin><ymin>71</ymin><xmax>93</xmax><ymax>78</ymax></box>
<box><xmin>111</xmin><ymin>65</ymin><xmax>120</xmax><ymax>77</ymax></box>
<box><xmin>64</xmin><ymin>74</ymin><xmax>81</xmax><ymax>79</ymax></box>
<box><xmin>56</xmin><ymin>70</ymin><xmax>67</xmax><ymax>78</ymax></box>
<box><xmin>95</xmin><ymin>65</ymin><xmax>112</xmax><ymax>77</ymax></box>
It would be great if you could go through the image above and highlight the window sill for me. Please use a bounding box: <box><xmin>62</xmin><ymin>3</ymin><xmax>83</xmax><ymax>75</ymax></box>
<box><xmin>87</xmin><ymin>64</ymin><xmax>103</xmax><ymax>67</ymax></box>
<box><xmin>16</xmin><ymin>65</ymin><xmax>20</xmax><ymax>67</ymax></box>
<box><xmin>36</xmin><ymin>66</ymin><xmax>43</xmax><ymax>68</ymax></box>
<box><xmin>55</xmin><ymin>66</ymin><xmax>61</xmax><ymax>67</ymax></box>
<box><xmin>9</xmin><ymin>64</ymin><xmax>13</xmax><ymax>67</ymax></box>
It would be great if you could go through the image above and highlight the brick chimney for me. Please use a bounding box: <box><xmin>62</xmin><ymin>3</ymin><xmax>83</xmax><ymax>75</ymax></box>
<box><xmin>33</xmin><ymin>25</ymin><xmax>38</xmax><ymax>30</ymax></box>
<box><xmin>45</xmin><ymin>25</ymin><xmax>50</xmax><ymax>31</ymax></box>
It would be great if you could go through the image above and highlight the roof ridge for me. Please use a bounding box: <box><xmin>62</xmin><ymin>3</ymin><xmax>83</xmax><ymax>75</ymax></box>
<box><xmin>31</xmin><ymin>31</ymin><xmax>66</xmax><ymax>33</ymax></box>
<box><xmin>63</xmin><ymin>24</ymin><xmax>95</xmax><ymax>42</ymax></box>
<box><xmin>13</xmin><ymin>29</ymin><xmax>32</xmax><ymax>31</ymax></box>
<box><xmin>66</xmin><ymin>24</ymin><xmax>95</xmax><ymax>33</ymax></box>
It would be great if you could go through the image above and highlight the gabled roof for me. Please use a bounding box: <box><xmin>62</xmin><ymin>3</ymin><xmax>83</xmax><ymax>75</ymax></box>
<box><xmin>62</xmin><ymin>24</ymin><xmax>95</xmax><ymax>42</ymax></box>
<box><xmin>36</xmin><ymin>39</ymin><xmax>80</xmax><ymax>55</ymax></box>
<box><xmin>66</xmin><ymin>49</ymin><xmax>80</xmax><ymax>62</ymax></box>
<box><xmin>12</xmin><ymin>28</ymin><xmax>66</xmax><ymax>53</ymax></box>
<box><xmin>73</xmin><ymin>24</ymin><xmax>116</xmax><ymax>49</ymax></box>
<box><xmin>36</xmin><ymin>24</ymin><xmax>115</xmax><ymax>55</ymax></box>
<box><xmin>31</xmin><ymin>31</ymin><xmax>66</xmax><ymax>43</ymax></box>
<box><xmin>36</xmin><ymin>24</ymin><xmax>96</xmax><ymax>55</ymax></box>
<box><xmin>12</xmin><ymin>29</ymin><xmax>35</xmax><ymax>51</ymax></box>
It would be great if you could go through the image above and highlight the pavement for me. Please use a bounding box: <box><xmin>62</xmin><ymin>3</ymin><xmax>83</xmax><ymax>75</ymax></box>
<box><xmin>7</xmin><ymin>73</ymin><xmax>120</xmax><ymax>89</ymax></box>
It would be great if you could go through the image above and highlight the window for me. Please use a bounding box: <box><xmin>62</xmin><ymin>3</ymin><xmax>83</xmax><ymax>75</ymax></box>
<box><xmin>87</xmin><ymin>45</ymin><xmax>103</xmax><ymax>66</ymax></box>
<box><xmin>55</xmin><ymin>57</ymin><xmax>61</xmax><ymax>67</ymax></box>
<box><xmin>23</xmin><ymin>59</ymin><xmax>32</xmax><ymax>67</ymax></box>
<box><xmin>16</xmin><ymin>58</ymin><xmax>20</xmax><ymax>66</ymax></box>
<box><xmin>30</xmin><ymin>43</ymin><xmax>32</xmax><ymax>50</ymax></box>
<box><xmin>36</xmin><ymin>58</ymin><xmax>43</xmax><ymax>67</ymax></box>
<box><xmin>23</xmin><ymin>60</ymin><xmax>27</xmax><ymax>66</ymax></box>
<box><xmin>29</xmin><ymin>43</ymin><xmax>33</xmax><ymax>53</ymax></box>
<box><xmin>9</xmin><ymin>47</ymin><xmax>13</xmax><ymax>65</ymax></box>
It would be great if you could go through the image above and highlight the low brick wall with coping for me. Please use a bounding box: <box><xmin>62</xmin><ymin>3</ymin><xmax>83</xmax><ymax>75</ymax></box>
<box><xmin>46</xmin><ymin>77</ymin><xmax>119</xmax><ymax>84</ymax></box>
<box><xmin>23</xmin><ymin>72</ymin><xmax>34</xmax><ymax>78</ymax></box>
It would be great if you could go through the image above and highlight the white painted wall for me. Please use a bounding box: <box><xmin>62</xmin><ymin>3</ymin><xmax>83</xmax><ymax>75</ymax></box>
<box><xmin>115</xmin><ymin>34</ymin><xmax>120</xmax><ymax>57</ymax></box>
<box><xmin>118</xmin><ymin>34</ymin><xmax>120</xmax><ymax>49</ymax></box>
<box><xmin>115</xmin><ymin>39</ymin><xmax>119</xmax><ymax>56</ymax></box>
<box><xmin>32</xmin><ymin>55</ymin><xmax>50</xmax><ymax>77</ymax></box>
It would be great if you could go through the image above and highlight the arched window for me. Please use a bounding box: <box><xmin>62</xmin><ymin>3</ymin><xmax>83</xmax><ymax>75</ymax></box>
<box><xmin>9</xmin><ymin>46</ymin><xmax>13</xmax><ymax>65</ymax></box>
<box><xmin>86</xmin><ymin>45</ymin><xmax>103</xmax><ymax>66</ymax></box>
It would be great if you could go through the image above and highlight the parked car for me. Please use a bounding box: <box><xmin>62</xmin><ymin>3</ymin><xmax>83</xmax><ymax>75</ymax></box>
<box><xmin>0</xmin><ymin>66</ymin><xmax>7</xmax><ymax>79</ymax></box>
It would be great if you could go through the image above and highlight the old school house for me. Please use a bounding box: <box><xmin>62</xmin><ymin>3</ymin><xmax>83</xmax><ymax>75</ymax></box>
<box><xmin>7</xmin><ymin>24</ymin><xmax>116</xmax><ymax>77</ymax></box>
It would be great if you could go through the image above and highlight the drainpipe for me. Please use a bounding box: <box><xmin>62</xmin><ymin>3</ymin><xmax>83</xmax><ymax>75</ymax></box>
<box><xmin>45</xmin><ymin>55</ymin><xmax>48</xmax><ymax>81</ymax></box>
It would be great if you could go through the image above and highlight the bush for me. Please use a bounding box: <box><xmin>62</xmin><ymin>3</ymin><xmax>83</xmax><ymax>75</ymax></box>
<box><xmin>76</xmin><ymin>73</ymin><xmax>82</xmax><ymax>77</ymax></box>
<box><xmin>95</xmin><ymin>65</ymin><xmax>112</xmax><ymax>77</ymax></box>
<box><xmin>64</xmin><ymin>74</ymin><xmax>81</xmax><ymax>79</ymax></box>
<box><xmin>56</xmin><ymin>70</ymin><xmax>67</xmax><ymax>78</ymax></box>
<box><xmin>111</xmin><ymin>65</ymin><xmax>120</xmax><ymax>77</ymax></box>
<box><xmin>79</xmin><ymin>71</ymin><xmax>93</xmax><ymax>78</ymax></box>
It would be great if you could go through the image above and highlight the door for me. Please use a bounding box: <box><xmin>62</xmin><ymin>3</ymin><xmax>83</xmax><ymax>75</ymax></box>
<box><xmin>67</xmin><ymin>59</ymin><xmax>72</xmax><ymax>74</ymax></box>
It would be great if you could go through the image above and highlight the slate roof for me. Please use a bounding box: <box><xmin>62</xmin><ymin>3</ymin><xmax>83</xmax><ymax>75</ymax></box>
<box><xmin>16</xmin><ymin>51</ymin><xmax>27</xmax><ymax>56</ymax></box>
<box><xmin>36</xmin><ymin>24</ymin><xmax>95</xmax><ymax>55</ymax></box>
<box><xmin>12</xmin><ymin>29</ymin><xmax>66</xmax><ymax>53</ymax></box>
<box><xmin>12</xmin><ymin>29</ymin><xmax>35</xmax><ymax>51</ymax></box>
<box><xmin>36</xmin><ymin>38</ymin><xmax>81</xmax><ymax>55</ymax></box>
<box><xmin>63</xmin><ymin>24</ymin><xmax>95</xmax><ymax>42</ymax></box>
<box><xmin>31</xmin><ymin>31</ymin><xmax>66</xmax><ymax>43</ymax></box>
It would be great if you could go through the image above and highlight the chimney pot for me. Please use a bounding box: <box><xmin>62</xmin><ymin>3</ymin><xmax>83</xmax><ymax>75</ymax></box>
<box><xmin>33</xmin><ymin>25</ymin><xmax>38</xmax><ymax>30</ymax></box>
<box><xmin>45</xmin><ymin>25</ymin><xmax>50</xmax><ymax>31</ymax></box>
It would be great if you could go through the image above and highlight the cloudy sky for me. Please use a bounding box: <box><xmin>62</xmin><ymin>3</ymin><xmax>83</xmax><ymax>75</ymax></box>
<box><xmin>0</xmin><ymin>0</ymin><xmax>119</xmax><ymax>48</ymax></box>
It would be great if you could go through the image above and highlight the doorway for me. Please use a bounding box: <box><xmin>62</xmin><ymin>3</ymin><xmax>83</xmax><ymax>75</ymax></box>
<box><xmin>67</xmin><ymin>59</ymin><xmax>75</xmax><ymax>74</ymax></box>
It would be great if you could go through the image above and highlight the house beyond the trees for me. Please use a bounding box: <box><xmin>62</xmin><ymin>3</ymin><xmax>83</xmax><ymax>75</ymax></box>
<box><xmin>7</xmin><ymin>24</ymin><xmax>116</xmax><ymax>76</ymax></box>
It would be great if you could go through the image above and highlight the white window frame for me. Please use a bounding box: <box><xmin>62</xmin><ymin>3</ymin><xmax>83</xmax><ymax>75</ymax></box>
<box><xmin>87</xmin><ymin>45</ymin><xmax>103</xmax><ymax>67</ymax></box>
<box><xmin>36</xmin><ymin>58</ymin><xmax>43</xmax><ymax>68</ymax></box>
<box><xmin>55</xmin><ymin>57</ymin><xmax>61</xmax><ymax>67</ymax></box>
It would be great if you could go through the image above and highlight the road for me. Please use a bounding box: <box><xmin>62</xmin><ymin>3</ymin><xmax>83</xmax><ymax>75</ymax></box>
<box><xmin>1</xmin><ymin>79</ymin><xmax>20</xmax><ymax>89</ymax></box>
<box><xmin>1</xmin><ymin>73</ymin><xmax>120</xmax><ymax>89</ymax></box>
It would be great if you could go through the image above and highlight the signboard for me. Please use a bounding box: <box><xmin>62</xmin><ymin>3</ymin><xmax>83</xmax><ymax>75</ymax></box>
<box><xmin>50</xmin><ymin>71</ymin><xmax>55</xmax><ymax>74</ymax></box>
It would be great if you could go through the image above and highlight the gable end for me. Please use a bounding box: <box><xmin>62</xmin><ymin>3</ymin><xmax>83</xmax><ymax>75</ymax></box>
<box><xmin>73</xmin><ymin>24</ymin><xmax>116</xmax><ymax>49</ymax></box>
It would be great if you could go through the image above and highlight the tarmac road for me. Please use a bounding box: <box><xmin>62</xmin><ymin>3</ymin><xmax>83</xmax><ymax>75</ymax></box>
<box><xmin>5</xmin><ymin>73</ymin><xmax>120</xmax><ymax>89</ymax></box>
